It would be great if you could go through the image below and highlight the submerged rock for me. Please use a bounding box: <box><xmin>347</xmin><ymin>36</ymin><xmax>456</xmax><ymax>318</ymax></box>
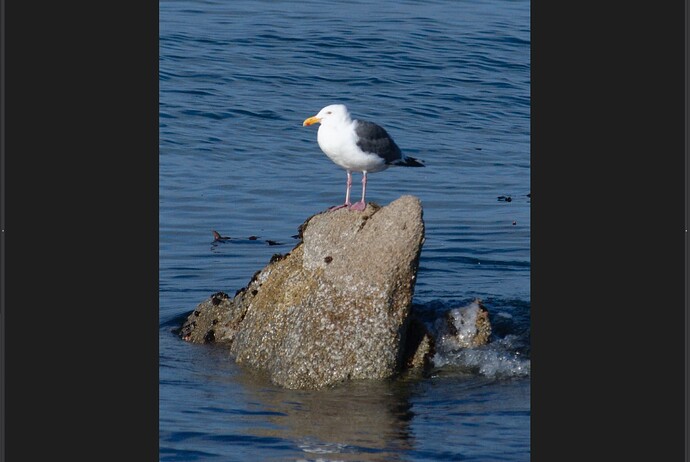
<box><xmin>401</xmin><ymin>299</ymin><xmax>492</xmax><ymax>374</ymax></box>
<box><xmin>431</xmin><ymin>299</ymin><xmax>492</xmax><ymax>353</ymax></box>
<box><xmin>181</xmin><ymin>195</ymin><xmax>426</xmax><ymax>389</ymax></box>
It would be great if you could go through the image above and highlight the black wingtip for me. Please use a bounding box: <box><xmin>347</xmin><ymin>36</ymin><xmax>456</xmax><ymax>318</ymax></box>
<box><xmin>404</xmin><ymin>156</ymin><xmax>425</xmax><ymax>167</ymax></box>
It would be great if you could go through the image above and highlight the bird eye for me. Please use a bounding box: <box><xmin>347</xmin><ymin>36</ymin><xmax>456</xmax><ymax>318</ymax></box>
<box><xmin>326</xmin><ymin>111</ymin><xmax>332</xmax><ymax>114</ymax></box>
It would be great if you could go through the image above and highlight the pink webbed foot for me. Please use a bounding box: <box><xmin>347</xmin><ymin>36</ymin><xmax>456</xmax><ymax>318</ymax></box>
<box><xmin>349</xmin><ymin>201</ymin><xmax>366</xmax><ymax>211</ymax></box>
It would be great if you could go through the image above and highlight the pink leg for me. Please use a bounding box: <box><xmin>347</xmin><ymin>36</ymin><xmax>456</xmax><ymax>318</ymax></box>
<box><xmin>345</xmin><ymin>171</ymin><xmax>352</xmax><ymax>205</ymax></box>
<box><xmin>349</xmin><ymin>172</ymin><xmax>367</xmax><ymax>211</ymax></box>
<box><xmin>329</xmin><ymin>171</ymin><xmax>353</xmax><ymax>211</ymax></box>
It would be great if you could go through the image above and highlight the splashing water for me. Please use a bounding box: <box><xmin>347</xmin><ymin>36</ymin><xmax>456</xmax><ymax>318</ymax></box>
<box><xmin>422</xmin><ymin>300</ymin><xmax>530</xmax><ymax>378</ymax></box>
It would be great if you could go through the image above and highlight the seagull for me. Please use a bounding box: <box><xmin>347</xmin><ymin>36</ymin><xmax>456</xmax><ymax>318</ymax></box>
<box><xmin>303</xmin><ymin>104</ymin><xmax>424</xmax><ymax>211</ymax></box>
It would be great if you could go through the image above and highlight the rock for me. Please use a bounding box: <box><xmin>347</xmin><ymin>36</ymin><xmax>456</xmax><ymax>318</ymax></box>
<box><xmin>431</xmin><ymin>299</ymin><xmax>492</xmax><ymax>355</ymax></box>
<box><xmin>178</xmin><ymin>291</ymin><xmax>246</xmax><ymax>344</ymax></box>
<box><xmin>402</xmin><ymin>317</ymin><xmax>434</xmax><ymax>369</ymax></box>
<box><xmin>399</xmin><ymin>300</ymin><xmax>492</xmax><ymax>374</ymax></box>
<box><xmin>180</xmin><ymin>195</ymin><xmax>426</xmax><ymax>389</ymax></box>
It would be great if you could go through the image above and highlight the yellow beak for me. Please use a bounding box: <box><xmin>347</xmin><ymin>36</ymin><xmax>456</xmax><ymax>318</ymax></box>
<box><xmin>303</xmin><ymin>116</ymin><xmax>321</xmax><ymax>127</ymax></box>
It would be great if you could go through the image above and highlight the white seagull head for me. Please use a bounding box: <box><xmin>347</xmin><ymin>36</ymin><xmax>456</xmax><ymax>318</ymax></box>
<box><xmin>302</xmin><ymin>104</ymin><xmax>351</xmax><ymax>127</ymax></box>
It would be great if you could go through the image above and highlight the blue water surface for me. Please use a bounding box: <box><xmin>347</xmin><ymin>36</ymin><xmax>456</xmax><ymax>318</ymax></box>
<box><xmin>160</xmin><ymin>0</ymin><xmax>530</xmax><ymax>460</ymax></box>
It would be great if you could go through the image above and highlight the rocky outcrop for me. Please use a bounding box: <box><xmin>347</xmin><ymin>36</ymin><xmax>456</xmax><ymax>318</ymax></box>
<box><xmin>181</xmin><ymin>196</ymin><xmax>425</xmax><ymax>389</ymax></box>
<box><xmin>179</xmin><ymin>196</ymin><xmax>494</xmax><ymax>389</ymax></box>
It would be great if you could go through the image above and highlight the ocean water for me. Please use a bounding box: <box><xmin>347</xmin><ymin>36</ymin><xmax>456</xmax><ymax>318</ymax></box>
<box><xmin>159</xmin><ymin>0</ymin><xmax>530</xmax><ymax>460</ymax></box>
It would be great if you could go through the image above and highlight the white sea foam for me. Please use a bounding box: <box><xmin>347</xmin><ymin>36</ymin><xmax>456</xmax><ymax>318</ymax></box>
<box><xmin>428</xmin><ymin>300</ymin><xmax>530</xmax><ymax>378</ymax></box>
<box><xmin>432</xmin><ymin>335</ymin><xmax>530</xmax><ymax>378</ymax></box>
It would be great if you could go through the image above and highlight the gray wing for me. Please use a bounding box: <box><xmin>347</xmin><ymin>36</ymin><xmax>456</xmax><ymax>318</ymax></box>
<box><xmin>354</xmin><ymin>120</ymin><xmax>403</xmax><ymax>164</ymax></box>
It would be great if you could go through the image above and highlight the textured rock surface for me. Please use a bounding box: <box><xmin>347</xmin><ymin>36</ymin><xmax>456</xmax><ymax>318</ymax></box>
<box><xmin>402</xmin><ymin>317</ymin><xmax>435</xmax><ymax>369</ymax></box>
<box><xmin>180</xmin><ymin>195</ymin><xmax>426</xmax><ymax>389</ymax></box>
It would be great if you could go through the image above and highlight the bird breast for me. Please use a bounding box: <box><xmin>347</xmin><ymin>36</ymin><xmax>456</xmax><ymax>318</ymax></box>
<box><xmin>317</xmin><ymin>123</ymin><xmax>387</xmax><ymax>173</ymax></box>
